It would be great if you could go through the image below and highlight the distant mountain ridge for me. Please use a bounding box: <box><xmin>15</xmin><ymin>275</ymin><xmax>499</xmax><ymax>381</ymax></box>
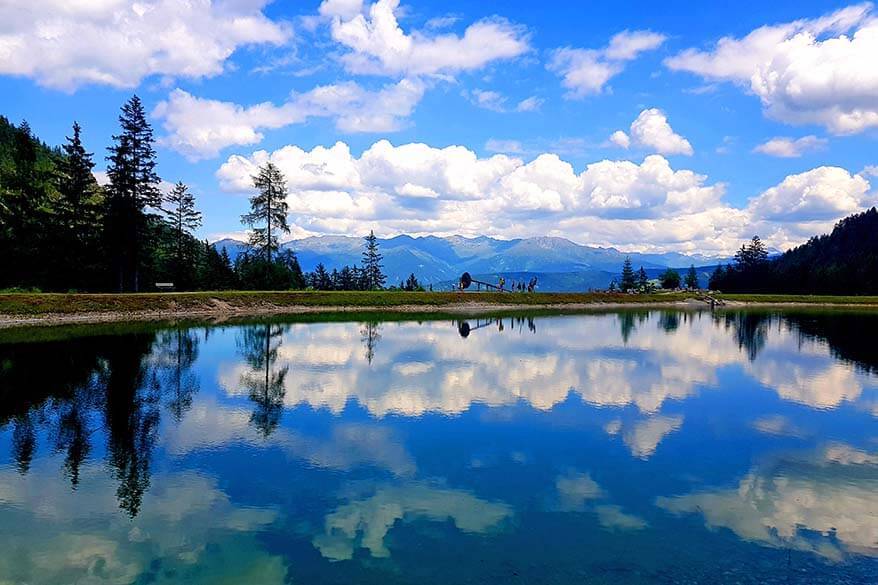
<box><xmin>213</xmin><ymin>235</ymin><xmax>729</xmax><ymax>291</ymax></box>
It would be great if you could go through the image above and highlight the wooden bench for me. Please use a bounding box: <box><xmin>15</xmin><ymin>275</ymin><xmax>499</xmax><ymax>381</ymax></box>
<box><xmin>155</xmin><ymin>282</ymin><xmax>175</xmax><ymax>292</ymax></box>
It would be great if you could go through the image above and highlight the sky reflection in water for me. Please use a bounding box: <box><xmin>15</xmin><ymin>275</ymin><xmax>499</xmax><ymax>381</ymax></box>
<box><xmin>0</xmin><ymin>310</ymin><xmax>876</xmax><ymax>584</ymax></box>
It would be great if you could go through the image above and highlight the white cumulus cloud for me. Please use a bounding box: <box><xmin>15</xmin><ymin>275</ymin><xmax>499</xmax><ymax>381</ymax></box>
<box><xmin>0</xmin><ymin>0</ymin><xmax>290</xmax><ymax>91</ymax></box>
<box><xmin>320</xmin><ymin>0</ymin><xmax>529</xmax><ymax>77</ymax></box>
<box><xmin>609</xmin><ymin>130</ymin><xmax>631</xmax><ymax>149</ymax></box>
<box><xmin>610</xmin><ymin>108</ymin><xmax>693</xmax><ymax>155</ymax></box>
<box><xmin>549</xmin><ymin>30</ymin><xmax>666</xmax><ymax>97</ymax></box>
<box><xmin>154</xmin><ymin>79</ymin><xmax>425</xmax><ymax>160</ymax></box>
<box><xmin>216</xmin><ymin>139</ymin><xmax>739</xmax><ymax>252</ymax></box>
<box><xmin>216</xmin><ymin>138</ymin><xmax>875</xmax><ymax>254</ymax></box>
<box><xmin>746</xmin><ymin>166</ymin><xmax>870</xmax><ymax>223</ymax></box>
<box><xmin>665</xmin><ymin>4</ymin><xmax>878</xmax><ymax>134</ymax></box>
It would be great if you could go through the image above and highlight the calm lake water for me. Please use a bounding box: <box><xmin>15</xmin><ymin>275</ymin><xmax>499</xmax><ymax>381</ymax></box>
<box><xmin>0</xmin><ymin>310</ymin><xmax>876</xmax><ymax>584</ymax></box>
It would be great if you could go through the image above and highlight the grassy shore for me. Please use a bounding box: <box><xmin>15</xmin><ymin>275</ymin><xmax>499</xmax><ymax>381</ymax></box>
<box><xmin>718</xmin><ymin>293</ymin><xmax>878</xmax><ymax>304</ymax></box>
<box><xmin>0</xmin><ymin>289</ymin><xmax>877</xmax><ymax>317</ymax></box>
<box><xmin>0</xmin><ymin>290</ymin><xmax>699</xmax><ymax>317</ymax></box>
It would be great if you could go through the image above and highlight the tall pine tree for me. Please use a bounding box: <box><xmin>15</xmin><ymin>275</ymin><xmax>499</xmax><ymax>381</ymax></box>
<box><xmin>105</xmin><ymin>95</ymin><xmax>162</xmax><ymax>292</ymax></box>
<box><xmin>362</xmin><ymin>230</ymin><xmax>386</xmax><ymax>290</ymax></box>
<box><xmin>685</xmin><ymin>265</ymin><xmax>699</xmax><ymax>289</ymax></box>
<box><xmin>241</xmin><ymin>162</ymin><xmax>290</xmax><ymax>263</ymax></box>
<box><xmin>57</xmin><ymin>121</ymin><xmax>102</xmax><ymax>288</ymax></box>
<box><xmin>637</xmin><ymin>266</ymin><xmax>649</xmax><ymax>290</ymax></box>
<box><xmin>620</xmin><ymin>256</ymin><xmax>636</xmax><ymax>292</ymax></box>
<box><xmin>163</xmin><ymin>181</ymin><xmax>202</xmax><ymax>289</ymax></box>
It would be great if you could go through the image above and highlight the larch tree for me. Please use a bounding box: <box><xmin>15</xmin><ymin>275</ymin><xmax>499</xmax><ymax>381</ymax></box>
<box><xmin>163</xmin><ymin>181</ymin><xmax>202</xmax><ymax>288</ymax></box>
<box><xmin>241</xmin><ymin>162</ymin><xmax>290</xmax><ymax>263</ymax></box>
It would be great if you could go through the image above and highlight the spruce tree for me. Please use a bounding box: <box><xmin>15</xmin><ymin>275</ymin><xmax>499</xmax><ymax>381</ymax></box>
<box><xmin>637</xmin><ymin>266</ymin><xmax>649</xmax><ymax>290</ymax></box>
<box><xmin>338</xmin><ymin>266</ymin><xmax>354</xmax><ymax>290</ymax></box>
<box><xmin>685</xmin><ymin>264</ymin><xmax>699</xmax><ymax>289</ymax></box>
<box><xmin>105</xmin><ymin>95</ymin><xmax>162</xmax><ymax>291</ymax></box>
<box><xmin>57</xmin><ymin>121</ymin><xmax>102</xmax><ymax>289</ymax></box>
<box><xmin>313</xmin><ymin>263</ymin><xmax>331</xmax><ymax>290</ymax></box>
<box><xmin>404</xmin><ymin>273</ymin><xmax>420</xmax><ymax>291</ymax></box>
<box><xmin>58</xmin><ymin>122</ymin><xmax>99</xmax><ymax>231</ymax></box>
<box><xmin>163</xmin><ymin>181</ymin><xmax>202</xmax><ymax>288</ymax></box>
<box><xmin>620</xmin><ymin>256</ymin><xmax>636</xmax><ymax>292</ymax></box>
<box><xmin>241</xmin><ymin>162</ymin><xmax>290</xmax><ymax>262</ymax></box>
<box><xmin>362</xmin><ymin>230</ymin><xmax>386</xmax><ymax>290</ymax></box>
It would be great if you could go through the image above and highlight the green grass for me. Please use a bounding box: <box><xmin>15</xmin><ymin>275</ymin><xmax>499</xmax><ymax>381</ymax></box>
<box><xmin>717</xmin><ymin>293</ymin><xmax>878</xmax><ymax>304</ymax></box>
<box><xmin>0</xmin><ymin>290</ymin><xmax>695</xmax><ymax>316</ymax></box>
<box><xmin>1</xmin><ymin>290</ymin><xmax>877</xmax><ymax>318</ymax></box>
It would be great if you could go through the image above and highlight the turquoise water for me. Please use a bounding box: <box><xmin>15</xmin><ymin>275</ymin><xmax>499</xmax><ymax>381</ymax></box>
<box><xmin>0</xmin><ymin>310</ymin><xmax>876</xmax><ymax>584</ymax></box>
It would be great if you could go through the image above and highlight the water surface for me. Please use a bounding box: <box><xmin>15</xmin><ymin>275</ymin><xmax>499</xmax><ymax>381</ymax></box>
<box><xmin>1</xmin><ymin>310</ymin><xmax>876</xmax><ymax>584</ymax></box>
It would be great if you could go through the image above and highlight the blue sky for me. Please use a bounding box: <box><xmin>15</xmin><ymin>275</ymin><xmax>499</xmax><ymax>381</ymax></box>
<box><xmin>1</xmin><ymin>0</ymin><xmax>876</xmax><ymax>254</ymax></box>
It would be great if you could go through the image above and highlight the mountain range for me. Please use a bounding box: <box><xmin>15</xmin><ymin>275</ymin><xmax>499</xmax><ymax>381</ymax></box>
<box><xmin>214</xmin><ymin>235</ymin><xmax>730</xmax><ymax>291</ymax></box>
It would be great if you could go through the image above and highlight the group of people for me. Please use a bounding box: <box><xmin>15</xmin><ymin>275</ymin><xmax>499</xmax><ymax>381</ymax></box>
<box><xmin>498</xmin><ymin>277</ymin><xmax>538</xmax><ymax>292</ymax></box>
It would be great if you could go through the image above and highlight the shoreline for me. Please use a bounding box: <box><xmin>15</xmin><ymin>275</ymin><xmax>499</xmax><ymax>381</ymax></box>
<box><xmin>2</xmin><ymin>292</ymin><xmax>878</xmax><ymax>329</ymax></box>
<box><xmin>0</xmin><ymin>299</ymin><xmax>704</xmax><ymax>329</ymax></box>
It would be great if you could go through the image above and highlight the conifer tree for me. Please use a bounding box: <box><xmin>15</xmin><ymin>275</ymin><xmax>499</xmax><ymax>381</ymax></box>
<box><xmin>58</xmin><ymin>122</ymin><xmax>100</xmax><ymax>229</ymax></box>
<box><xmin>362</xmin><ymin>230</ymin><xmax>386</xmax><ymax>290</ymax></box>
<box><xmin>685</xmin><ymin>264</ymin><xmax>699</xmax><ymax>289</ymax></box>
<box><xmin>105</xmin><ymin>95</ymin><xmax>162</xmax><ymax>291</ymax></box>
<box><xmin>404</xmin><ymin>273</ymin><xmax>421</xmax><ymax>291</ymax></box>
<box><xmin>637</xmin><ymin>266</ymin><xmax>649</xmax><ymax>290</ymax></box>
<box><xmin>57</xmin><ymin>121</ymin><xmax>102</xmax><ymax>288</ymax></box>
<box><xmin>734</xmin><ymin>235</ymin><xmax>769</xmax><ymax>270</ymax></box>
<box><xmin>620</xmin><ymin>256</ymin><xmax>636</xmax><ymax>292</ymax></box>
<box><xmin>163</xmin><ymin>181</ymin><xmax>202</xmax><ymax>289</ymax></box>
<box><xmin>313</xmin><ymin>263</ymin><xmax>331</xmax><ymax>290</ymax></box>
<box><xmin>659</xmin><ymin>268</ymin><xmax>681</xmax><ymax>289</ymax></box>
<box><xmin>242</xmin><ymin>162</ymin><xmax>290</xmax><ymax>263</ymax></box>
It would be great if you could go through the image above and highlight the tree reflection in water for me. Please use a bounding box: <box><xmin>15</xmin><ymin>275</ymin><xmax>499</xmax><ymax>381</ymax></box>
<box><xmin>11</xmin><ymin>414</ymin><xmax>35</xmax><ymax>475</ymax></box>
<box><xmin>717</xmin><ymin>312</ymin><xmax>769</xmax><ymax>361</ymax></box>
<box><xmin>236</xmin><ymin>323</ymin><xmax>289</xmax><ymax>437</ymax></box>
<box><xmin>103</xmin><ymin>333</ymin><xmax>161</xmax><ymax>517</ymax></box>
<box><xmin>360</xmin><ymin>321</ymin><xmax>382</xmax><ymax>365</ymax></box>
<box><xmin>618</xmin><ymin>311</ymin><xmax>650</xmax><ymax>344</ymax></box>
<box><xmin>154</xmin><ymin>328</ymin><xmax>200</xmax><ymax>421</ymax></box>
<box><xmin>0</xmin><ymin>326</ymin><xmax>202</xmax><ymax>515</ymax></box>
<box><xmin>0</xmin><ymin>309</ymin><xmax>876</xmax><ymax>521</ymax></box>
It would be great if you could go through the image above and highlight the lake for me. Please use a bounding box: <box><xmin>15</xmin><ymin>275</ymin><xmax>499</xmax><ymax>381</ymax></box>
<box><xmin>0</xmin><ymin>309</ymin><xmax>876</xmax><ymax>584</ymax></box>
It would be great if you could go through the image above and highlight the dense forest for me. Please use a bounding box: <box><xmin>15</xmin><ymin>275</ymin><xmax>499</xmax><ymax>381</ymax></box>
<box><xmin>0</xmin><ymin>100</ymin><xmax>386</xmax><ymax>292</ymax></box>
<box><xmin>709</xmin><ymin>209</ymin><xmax>878</xmax><ymax>294</ymax></box>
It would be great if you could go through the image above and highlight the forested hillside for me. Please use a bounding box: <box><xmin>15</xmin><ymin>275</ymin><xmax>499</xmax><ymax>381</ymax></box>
<box><xmin>0</xmin><ymin>105</ymin><xmax>305</xmax><ymax>292</ymax></box>
<box><xmin>710</xmin><ymin>209</ymin><xmax>878</xmax><ymax>294</ymax></box>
